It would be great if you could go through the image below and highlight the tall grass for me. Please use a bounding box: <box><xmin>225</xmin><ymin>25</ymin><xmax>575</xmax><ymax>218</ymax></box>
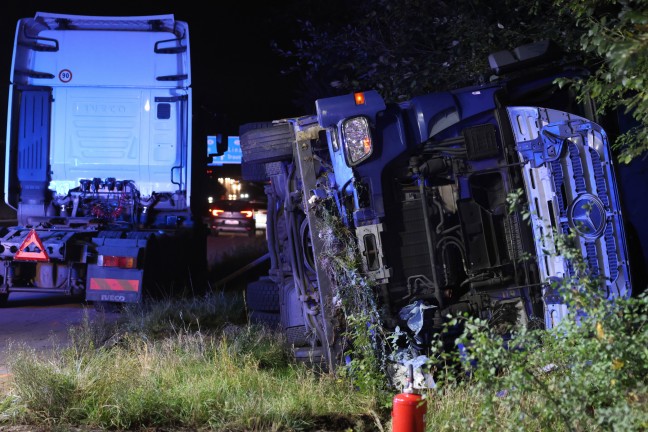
<box><xmin>0</xmin><ymin>295</ymin><xmax>382</xmax><ymax>431</ymax></box>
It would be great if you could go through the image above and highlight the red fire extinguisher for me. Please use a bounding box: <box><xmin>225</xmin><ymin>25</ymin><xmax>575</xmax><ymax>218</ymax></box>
<box><xmin>392</xmin><ymin>364</ymin><xmax>427</xmax><ymax>432</ymax></box>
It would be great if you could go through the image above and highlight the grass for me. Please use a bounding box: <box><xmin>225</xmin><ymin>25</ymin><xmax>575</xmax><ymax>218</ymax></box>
<box><xmin>0</xmin><ymin>299</ymin><xmax>383</xmax><ymax>431</ymax></box>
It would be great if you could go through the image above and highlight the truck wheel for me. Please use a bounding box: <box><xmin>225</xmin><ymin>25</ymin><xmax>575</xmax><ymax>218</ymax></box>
<box><xmin>0</xmin><ymin>293</ymin><xmax>8</xmax><ymax>307</ymax></box>
<box><xmin>246</xmin><ymin>278</ymin><xmax>279</xmax><ymax>312</ymax></box>
<box><xmin>239</xmin><ymin>121</ymin><xmax>294</xmax><ymax>164</ymax></box>
<box><xmin>249</xmin><ymin>310</ymin><xmax>280</xmax><ymax>328</ymax></box>
<box><xmin>241</xmin><ymin>160</ymin><xmax>268</xmax><ymax>182</ymax></box>
<box><xmin>264</xmin><ymin>161</ymin><xmax>284</xmax><ymax>177</ymax></box>
<box><xmin>286</xmin><ymin>325</ymin><xmax>309</xmax><ymax>347</ymax></box>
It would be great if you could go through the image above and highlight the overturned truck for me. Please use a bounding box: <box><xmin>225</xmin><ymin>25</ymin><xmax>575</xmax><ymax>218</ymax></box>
<box><xmin>239</xmin><ymin>41</ymin><xmax>632</xmax><ymax>371</ymax></box>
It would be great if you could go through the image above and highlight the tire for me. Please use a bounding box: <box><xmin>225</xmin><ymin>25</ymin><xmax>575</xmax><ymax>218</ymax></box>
<box><xmin>286</xmin><ymin>325</ymin><xmax>309</xmax><ymax>347</ymax></box>
<box><xmin>241</xmin><ymin>160</ymin><xmax>268</xmax><ymax>182</ymax></box>
<box><xmin>0</xmin><ymin>293</ymin><xmax>8</xmax><ymax>308</ymax></box>
<box><xmin>264</xmin><ymin>161</ymin><xmax>285</xmax><ymax>177</ymax></box>
<box><xmin>246</xmin><ymin>278</ymin><xmax>279</xmax><ymax>312</ymax></box>
<box><xmin>239</xmin><ymin>121</ymin><xmax>294</xmax><ymax>164</ymax></box>
<box><xmin>249</xmin><ymin>310</ymin><xmax>281</xmax><ymax>328</ymax></box>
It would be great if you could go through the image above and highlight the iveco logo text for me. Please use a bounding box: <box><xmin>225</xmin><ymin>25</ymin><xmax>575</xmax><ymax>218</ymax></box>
<box><xmin>568</xmin><ymin>194</ymin><xmax>607</xmax><ymax>240</ymax></box>
<box><xmin>79</xmin><ymin>104</ymin><xmax>127</xmax><ymax>114</ymax></box>
<box><xmin>101</xmin><ymin>294</ymin><xmax>126</xmax><ymax>302</ymax></box>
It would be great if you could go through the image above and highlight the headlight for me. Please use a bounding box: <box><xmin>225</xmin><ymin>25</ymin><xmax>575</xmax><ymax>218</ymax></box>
<box><xmin>342</xmin><ymin>116</ymin><xmax>373</xmax><ymax>165</ymax></box>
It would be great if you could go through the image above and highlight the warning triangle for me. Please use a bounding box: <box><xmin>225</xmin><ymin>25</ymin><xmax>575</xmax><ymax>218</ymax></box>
<box><xmin>15</xmin><ymin>229</ymin><xmax>49</xmax><ymax>261</ymax></box>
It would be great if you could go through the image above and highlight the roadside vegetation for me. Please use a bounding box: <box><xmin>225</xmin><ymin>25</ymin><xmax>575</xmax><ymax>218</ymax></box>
<box><xmin>0</xmin><ymin>240</ymin><xmax>384</xmax><ymax>431</ymax></box>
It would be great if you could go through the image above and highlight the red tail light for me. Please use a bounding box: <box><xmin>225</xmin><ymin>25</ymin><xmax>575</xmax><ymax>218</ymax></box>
<box><xmin>98</xmin><ymin>255</ymin><xmax>136</xmax><ymax>268</ymax></box>
<box><xmin>211</xmin><ymin>209</ymin><xmax>224</xmax><ymax>216</ymax></box>
<box><xmin>241</xmin><ymin>210</ymin><xmax>253</xmax><ymax>218</ymax></box>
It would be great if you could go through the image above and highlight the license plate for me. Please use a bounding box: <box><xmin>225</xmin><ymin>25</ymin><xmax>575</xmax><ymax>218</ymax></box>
<box><xmin>224</xmin><ymin>220</ymin><xmax>239</xmax><ymax>225</ymax></box>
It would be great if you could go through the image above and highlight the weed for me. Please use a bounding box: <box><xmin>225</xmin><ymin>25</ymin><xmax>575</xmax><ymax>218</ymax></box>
<box><xmin>313</xmin><ymin>197</ymin><xmax>392</xmax><ymax>401</ymax></box>
<box><xmin>1</xmin><ymin>322</ymin><xmax>382</xmax><ymax>430</ymax></box>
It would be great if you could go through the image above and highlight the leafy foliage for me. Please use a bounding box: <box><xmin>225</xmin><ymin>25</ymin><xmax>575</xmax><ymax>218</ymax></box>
<box><xmin>433</xmin><ymin>264</ymin><xmax>648</xmax><ymax>430</ymax></box>
<box><xmin>424</xmin><ymin>289</ymin><xmax>648</xmax><ymax>431</ymax></box>
<box><xmin>553</xmin><ymin>0</ymin><xmax>648</xmax><ymax>163</ymax></box>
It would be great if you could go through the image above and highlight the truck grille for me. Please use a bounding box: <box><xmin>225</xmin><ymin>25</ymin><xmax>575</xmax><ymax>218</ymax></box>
<box><xmin>549</xmin><ymin>142</ymin><xmax>619</xmax><ymax>283</ymax></box>
<box><xmin>507</xmin><ymin>106</ymin><xmax>631</xmax><ymax>309</ymax></box>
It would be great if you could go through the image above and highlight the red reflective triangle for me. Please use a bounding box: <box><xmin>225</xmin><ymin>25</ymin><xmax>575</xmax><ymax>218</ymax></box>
<box><xmin>15</xmin><ymin>229</ymin><xmax>49</xmax><ymax>261</ymax></box>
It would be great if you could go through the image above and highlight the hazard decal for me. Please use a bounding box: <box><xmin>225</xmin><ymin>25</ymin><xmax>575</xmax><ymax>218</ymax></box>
<box><xmin>15</xmin><ymin>230</ymin><xmax>49</xmax><ymax>261</ymax></box>
<box><xmin>89</xmin><ymin>278</ymin><xmax>140</xmax><ymax>292</ymax></box>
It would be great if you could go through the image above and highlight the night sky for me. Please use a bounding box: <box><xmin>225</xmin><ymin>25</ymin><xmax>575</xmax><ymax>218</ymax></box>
<box><xmin>1</xmin><ymin>1</ymin><xmax>303</xmax><ymax>138</ymax></box>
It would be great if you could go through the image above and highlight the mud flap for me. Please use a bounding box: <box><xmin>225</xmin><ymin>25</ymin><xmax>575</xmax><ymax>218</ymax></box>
<box><xmin>86</xmin><ymin>265</ymin><xmax>143</xmax><ymax>304</ymax></box>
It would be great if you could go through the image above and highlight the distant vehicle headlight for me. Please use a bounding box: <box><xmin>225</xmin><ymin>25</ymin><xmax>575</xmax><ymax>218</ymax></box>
<box><xmin>342</xmin><ymin>116</ymin><xmax>373</xmax><ymax>165</ymax></box>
